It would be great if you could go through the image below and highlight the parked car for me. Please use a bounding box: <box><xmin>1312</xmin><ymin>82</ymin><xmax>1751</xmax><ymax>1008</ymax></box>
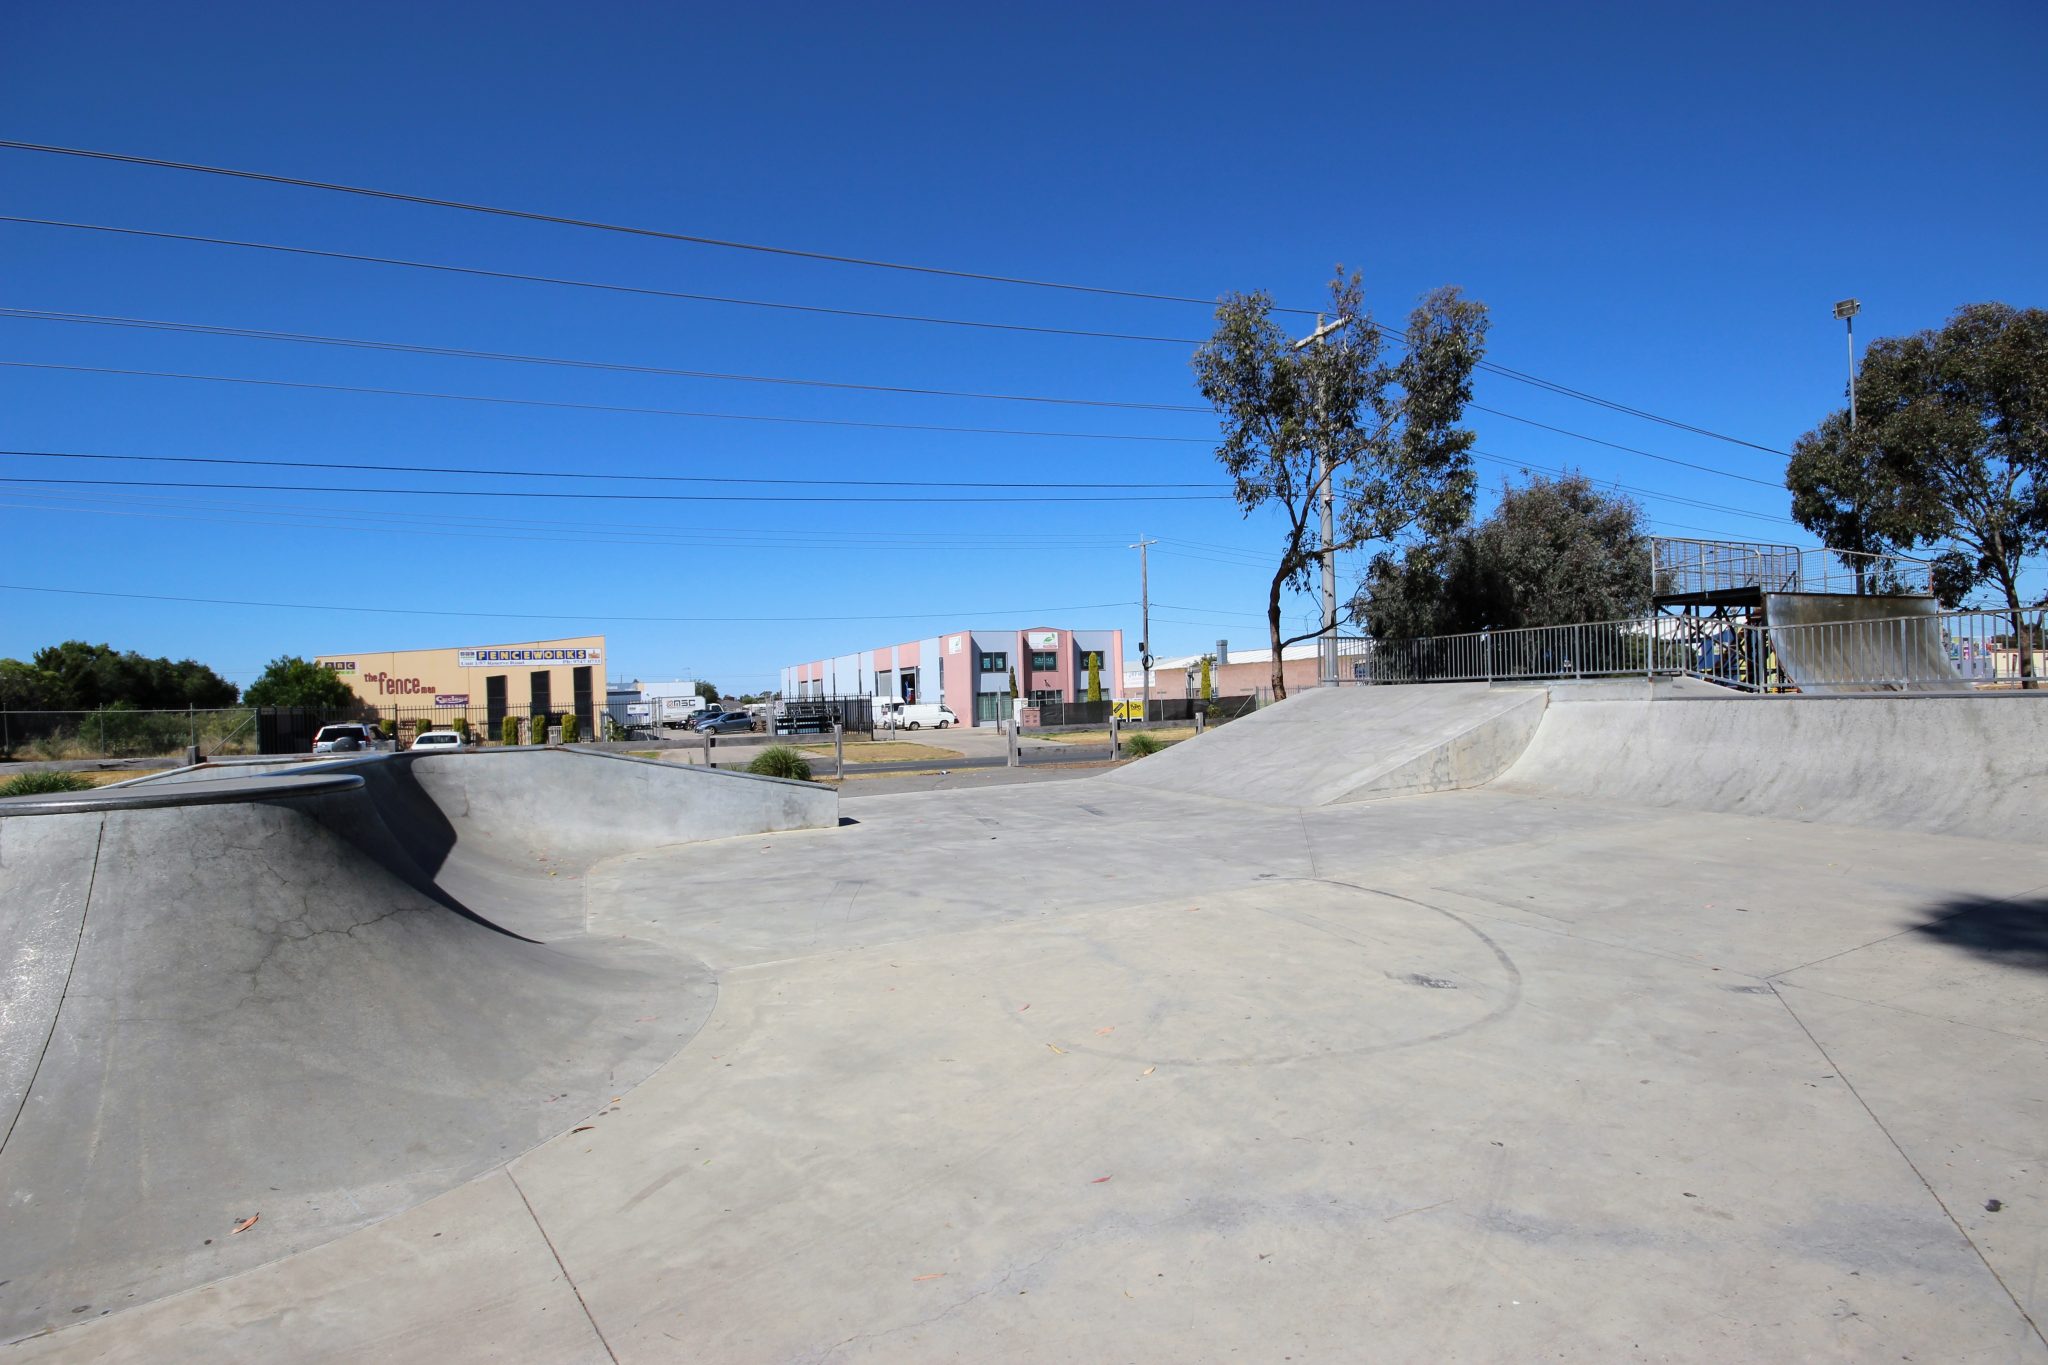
<box><xmin>410</xmin><ymin>729</ymin><xmax>470</xmax><ymax>752</ymax></box>
<box><xmin>896</xmin><ymin>703</ymin><xmax>958</xmax><ymax>730</ymax></box>
<box><xmin>312</xmin><ymin>722</ymin><xmax>378</xmax><ymax>753</ymax></box>
<box><xmin>693</xmin><ymin>710</ymin><xmax>756</xmax><ymax>735</ymax></box>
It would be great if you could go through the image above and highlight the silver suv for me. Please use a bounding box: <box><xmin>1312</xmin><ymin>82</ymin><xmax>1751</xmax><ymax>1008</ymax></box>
<box><xmin>312</xmin><ymin>723</ymin><xmax>379</xmax><ymax>753</ymax></box>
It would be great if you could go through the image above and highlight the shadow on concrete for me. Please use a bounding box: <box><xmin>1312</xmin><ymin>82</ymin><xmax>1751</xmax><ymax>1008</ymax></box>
<box><xmin>1910</xmin><ymin>895</ymin><xmax>2048</xmax><ymax>971</ymax></box>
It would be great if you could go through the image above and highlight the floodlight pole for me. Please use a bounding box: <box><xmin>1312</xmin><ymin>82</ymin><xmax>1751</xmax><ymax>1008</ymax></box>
<box><xmin>1834</xmin><ymin>298</ymin><xmax>1864</xmax><ymax>592</ymax></box>
<box><xmin>1834</xmin><ymin>298</ymin><xmax>1861</xmax><ymax>430</ymax></box>
<box><xmin>1294</xmin><ymin>314</ymin><xmax>1349</xmax><ymax>686</ymax></box>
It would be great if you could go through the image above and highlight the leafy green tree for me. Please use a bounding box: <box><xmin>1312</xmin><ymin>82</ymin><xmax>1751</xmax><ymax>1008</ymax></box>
<box><xmin>1786</xmin><ymin>410</ymin><xmax>1908</xmax><ymax>593</ymax></box>
<box><xmin>0</xmin><ymin>659</ymin><xmax>67</xmax><ymax>711</ymax></box>
<box><xmin>243</xmin><ymin>655</ymin><xmax>357</xmax><ymax>708</ymax></box>
<box><xmin>1354</xmin><ymin>473</ymin><xmax>1650</xmax><ymax>638</ymax></box>
<box><xmin>25</xmin><ymin>641</ymin><xmax>238</xmax><ymax>709</ymax></box>
<box><xmin>1787</xmin><ymin>303</ymin><xmax>2047</xmax><ymax>681</ymax></box>
<box><xmin>693</xmin><ymin>679</ymin><xmax>720</xmax><ymax>705</ymax></box>
<box><xmin>1198</xmin><ymin>656</ymin><xmax>1213</xmax><ymax>700</ymax></box>
<box><xmin>1086</xmin><ymin>652</ymin><xmax>1102</xmax><ymax>702</ymax></box>
<box><xmin>1194</xmin><ymin>271</ymin><xmax>1489</xmax><ymax>698</ymax></box>
<box><xmin>1007</xmin><ymin>666</ymin><xmax>1018</xmax><ymax>701</ymax></box>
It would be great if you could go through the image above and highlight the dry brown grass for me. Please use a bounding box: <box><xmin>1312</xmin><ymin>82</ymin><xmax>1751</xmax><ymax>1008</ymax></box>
<box><xmin>795</xmin><ymin>741</ymin><xmax>963</xmax><ymax>764</ymax></box>
<box><xmin>1035</xmin><ymin>726</ymin><xmax>1198</xmax><ymax>746</ymax></box>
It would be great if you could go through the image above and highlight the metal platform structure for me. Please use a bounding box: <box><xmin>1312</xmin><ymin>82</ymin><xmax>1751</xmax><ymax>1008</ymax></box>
<box><xmin>1648</xmin><ymin>537</ymin><xmax>1946</xmax><ymax>691</ymax></box>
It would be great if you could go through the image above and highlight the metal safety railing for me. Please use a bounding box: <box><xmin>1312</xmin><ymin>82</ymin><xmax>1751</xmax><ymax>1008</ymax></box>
<box><xmin>1330</xmin><ymin>606</ymin><xmax>2044</xmax><ymax>694</ymax></box>
<box><xmin>1649</xmin><ymin>537</ymin><xmax>1934</xmax><ymax>599</ymax></box>
<box><xmin>1332</xmin><ymin>617</ymin><xmax>1696</xmax><ymax>686</ymax></box>
<box><xmin>1733</xmin><ymin>606</ymin><xmax>2043</xmax><ymax>693</ymax></box>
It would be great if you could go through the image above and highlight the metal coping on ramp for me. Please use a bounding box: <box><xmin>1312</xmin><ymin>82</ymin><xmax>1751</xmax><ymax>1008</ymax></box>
<box><xmin>0</xmin><ymin>770</ymin><xmax>364</xmax><ymax>817</ymax></box>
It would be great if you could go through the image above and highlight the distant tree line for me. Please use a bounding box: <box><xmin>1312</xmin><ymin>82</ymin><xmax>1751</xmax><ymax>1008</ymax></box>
<box><xmin>0</xmin><ymin>641</ymin><xmax>240</xmax><ymax>712</ymax></box>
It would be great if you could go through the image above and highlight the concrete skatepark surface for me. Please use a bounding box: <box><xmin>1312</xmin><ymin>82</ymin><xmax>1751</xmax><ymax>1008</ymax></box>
<box><xmin>3</xmin><ymin>694</ymin><xmax>2045</xmax><ymax>1361</ymax></box>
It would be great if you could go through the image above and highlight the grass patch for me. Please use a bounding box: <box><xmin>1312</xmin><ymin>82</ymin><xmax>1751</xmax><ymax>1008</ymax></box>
<box><xmin>746</xmin><ymin>745</ymin><xmax>813</xmax><ymax>781</ymax></box>
<box><xmin>794</xmin><ymin>741</ymin><xmax>963</xmax><ymax>764</ymax></box>
<box><xmin>1123</xmin><ymin>731</ymin><xmax>1165</xmax><ymax>756</ymax></box>
<box><xmin>0</xmin><ymin>770</ymin><xmax>96</xmax><ymax>797</ymax></box>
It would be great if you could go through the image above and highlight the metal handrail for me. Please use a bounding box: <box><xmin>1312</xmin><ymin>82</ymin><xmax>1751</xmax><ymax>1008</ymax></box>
<box><xmin>1333</xmin><ymin>605</ymin><xmax>2043</xmax><ymax>693</ymax></box>
<box><xmin>1649</xmin><ymin>536</ymin><xmax>1934</xmax><ymax>598</ymax></box>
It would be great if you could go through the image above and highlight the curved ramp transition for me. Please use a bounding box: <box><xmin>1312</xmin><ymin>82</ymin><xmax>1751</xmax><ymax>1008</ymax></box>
<box><xmin>0</xmin><ymin>749</ymin><xmax>834</xmax><ymax>1340</ymax></box>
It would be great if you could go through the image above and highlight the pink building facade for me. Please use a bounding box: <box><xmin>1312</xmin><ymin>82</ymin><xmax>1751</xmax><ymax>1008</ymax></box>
<box><xmin>782</xmin><ymin>626</ymin><xmax>1125</xmax><ymax>727</ymax></box>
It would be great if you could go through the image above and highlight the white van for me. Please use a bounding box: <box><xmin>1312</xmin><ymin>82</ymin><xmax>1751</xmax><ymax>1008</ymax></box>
<box><xmin>896</xmin><ymin>702</ymin><xmax>957</xmax><ymax>730</ymax></box>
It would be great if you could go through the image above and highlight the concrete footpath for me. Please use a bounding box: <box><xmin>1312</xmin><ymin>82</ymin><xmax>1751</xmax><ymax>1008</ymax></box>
<box><xmin>2</xmin><ymin>688</ymin><xmax>2044</xmax><ymax>1362</ymax></box>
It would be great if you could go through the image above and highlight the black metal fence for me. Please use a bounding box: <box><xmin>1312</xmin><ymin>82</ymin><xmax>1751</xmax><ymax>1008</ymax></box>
<box><xmin>775</xmin><ymin>696</ymin><xmax>875</xmax><ymax>736</ymax></box>
<box><xmin>1030</xmin><ymin>694</ymin><xmax>1260</xmax><ymax>727</ymax></box>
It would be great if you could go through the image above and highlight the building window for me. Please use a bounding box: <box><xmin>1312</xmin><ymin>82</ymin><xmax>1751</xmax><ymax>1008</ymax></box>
<box><xmin>979</xmin><ymin>651</ymin><xmax>1007</xmax><ymax>672</ymax></box>
<box><xmin>976</xmin><ymin>691</ymin><xmax>1007</xmax><ymax>722</ymax></box>
<box><xmin>529</xmin><ymin>670</ymin><xmax>551</xmax><ymax>721</ymax></box>
<box><xmin>485</xmin><ymin>674</ymin><xmax>508</xmax><ymax>729</ymax></box>
<box><xmin>572</xmin><ymin>666</ymin><xmax>594</xmax><ymax>733</ymax></box>
<box><xmin>1030</xmin><ymin>651</ymin><xmax>1058</xmax><ymax>671</ymax></box>
<box><xmin>1031</xmin><ymin>688</ymin><xmax>1062</xmax><ymax>707</ymax></box>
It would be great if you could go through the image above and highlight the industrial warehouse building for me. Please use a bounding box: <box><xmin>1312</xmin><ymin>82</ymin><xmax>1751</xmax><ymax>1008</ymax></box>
<box><xmin>314</xmin><ymin>635</ymin><xmax>606</xmax><ymax>732</ymax></box>
<box><xmin>783</xmin><ymin>626</ymin><xmax>1125</xmax><ymax>726</ymax></box>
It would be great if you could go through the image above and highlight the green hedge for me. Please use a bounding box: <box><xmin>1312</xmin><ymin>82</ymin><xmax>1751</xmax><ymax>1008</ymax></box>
<box><xmin>560</xmin><ymin>714</ymin><xmax>580</xmax><ymax>744</ymax></box>
<box><xmin>501</xmin><ymin>716</ymin><xmax>519</xmax><ymax>747</ymax></box>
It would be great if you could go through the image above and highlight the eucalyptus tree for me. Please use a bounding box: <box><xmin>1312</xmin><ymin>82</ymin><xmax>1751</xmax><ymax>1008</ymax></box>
<box><xmin>1193</xmin><ymin>271</ymin><xmax>1488</xmax><ymax>697</ymax></box>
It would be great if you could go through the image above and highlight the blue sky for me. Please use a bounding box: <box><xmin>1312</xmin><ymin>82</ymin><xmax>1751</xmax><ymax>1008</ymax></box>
<box><xmin>3</xmin><ymin>1</ymin><xmax>2043</xmax><ymax>694</ymax></box>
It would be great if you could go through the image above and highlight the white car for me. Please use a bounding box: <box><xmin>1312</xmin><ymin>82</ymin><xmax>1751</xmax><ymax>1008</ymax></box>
<box><xmin>410</xmin><ymin>730</ymin><xmax>470</xmax><ymax>752</ymax></box>
<box><xmin>896</xmin><ymin>703</ymin><xmax>958</xmax><ymax>730</ymax></box>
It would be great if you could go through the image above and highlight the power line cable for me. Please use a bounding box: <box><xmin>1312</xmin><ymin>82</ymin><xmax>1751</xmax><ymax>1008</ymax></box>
<box><xmin>0</xmin><ymin>359</ymin><xmax>1214</xmax><ymax>444</ymax></box>
<box><xmin>0</xmin><ymin>216</ymin><xmax>1793</xmax><ymax>464</ymax></box>
<box><xmin>0</xmin><ymin>215</ymin><xmax>1204</xmax><ymax>344</ymax></box>
<box><xmin>1468</xmin><ymin>448</ymin><xmax>1795</xmax><ymax>525</ymax></box>
<box><xmin>1470</xmin><ymin>405</ymin><xmax>1784</xmax><ymax>484</ymax></box>
<box><xmin>0</xmin><ymin>139</ymin><xmax>1792</xmax><ymax>455</ymax></box>
<box><xmin>0</xmin><ymin>581</ymin><xmax>1140</xmax><ymax>624</ymax></box>
<box><xmin>0</xmin><ymin>446</ymin><xmax>1227</xmax><ymax>491</ymax></box>
<box><xmin>0</xmin><ymin>140</ymin><xmax>1249</xmax><ymax>310</ymax></box>
<box><xmin>0</xmin><ymin>483</ymin><xmax>1139</xmax><ymax>544</ymax></box>
<box><xmin>0</xmin><ymin>474</ymin><xmax>1232</xmax><ymax>505</ymax></box>
<box><xmin>0</xmin><ymin>492</ymin><xmax>1132</xmax><ymax>555</ymax></box>
<box><xmin>0</xmin><ymin>307</ymin><xmax>1211</xmax><ymax>413</ymax></box>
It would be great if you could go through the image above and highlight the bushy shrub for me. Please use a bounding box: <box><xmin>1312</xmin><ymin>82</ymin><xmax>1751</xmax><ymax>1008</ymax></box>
<box><xmin>1122</xmin><ymin>730</ymin><xmax>1164</xmax><ymax>757</ymax></box>
<box><xmin>746</xmin><ymin>744</ymin><xmax>812</xmax><ymax>781</ymax></box>
<box><xmin>501</xmin><ymin>716</ymin><xmax>519</xmax><ymax>747</ymax></box>
<box><xmin>530</xmin><ymin>714</ymin><xmax>551</xmax><ymax>744</ymax></box>
<box><xmin>0</xmin><ymin>769</ymin><xmax>96</xmax><ymax>797</ymax></box>
<box><xmin>560</xmin><ymin>714</ymin><xmax>580</xmax><ymax>744</ymax></box>
<box><xmin>451</xmin><ymin>716</ymin><xmax>469</xmax><ymax>738</ymax></box>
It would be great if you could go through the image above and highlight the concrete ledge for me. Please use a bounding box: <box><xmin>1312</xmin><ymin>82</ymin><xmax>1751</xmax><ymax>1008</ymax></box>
<box><xmin>1105</xmin><ymin>683</ymin><xmax>1549</xmax><ymax>808</ymax></box>
<box><xmin>0</xmin><ymin>771</ymin><xmax>363</xmax><ymax>817</ymax></box>
<box><xmin>1499</xmin><ymin>691</ymin><xmax>2048</xmax><ymax>840</ymax></box>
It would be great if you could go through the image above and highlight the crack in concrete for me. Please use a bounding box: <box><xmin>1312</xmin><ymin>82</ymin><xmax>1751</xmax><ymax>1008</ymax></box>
<box><xmin>1768</xmin><ymin>983</ymin><xmax>2047</xmax><ymax>1352</ymax></box>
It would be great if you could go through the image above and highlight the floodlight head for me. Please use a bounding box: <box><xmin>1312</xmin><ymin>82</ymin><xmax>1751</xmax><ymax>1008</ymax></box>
<box><xmin>1833</xmin><ymin>298</ymin><xmax>1861</xmax><ymax>320</ymax></box>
